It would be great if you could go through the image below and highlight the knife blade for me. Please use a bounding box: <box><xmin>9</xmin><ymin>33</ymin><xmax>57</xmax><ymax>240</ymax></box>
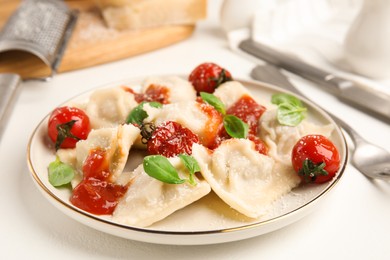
<box><xmin>239</xmin><ymin>38</ymin><xmax>390</xmax><ymax>121</ymax></box>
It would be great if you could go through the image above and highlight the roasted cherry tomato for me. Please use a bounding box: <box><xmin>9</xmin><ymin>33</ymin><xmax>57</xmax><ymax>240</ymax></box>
<box><xmin>143</xmin><ymin>121</ymin><xmax>200</xmax><ymax>157</ymax></box>
<box><xmin>292</xmin><ymin>135</ymin><xmax>340</xmax><ymax>184</ymax></box>
<box><xmin>48</xmin><ymin>106</ymin><xmax>91</xmax><ymax>150</ymax></box>
<box><xmin>189</xmin><ymin>62</ymin><xmax>232</xmax><ymax>94</ymax></box>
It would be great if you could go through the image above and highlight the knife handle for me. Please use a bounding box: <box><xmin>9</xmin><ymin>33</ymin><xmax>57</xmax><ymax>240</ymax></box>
<box><xmin>0</xmin><ymin>73</ymin><xmax>22</xmax><ymax>142</ymax></box>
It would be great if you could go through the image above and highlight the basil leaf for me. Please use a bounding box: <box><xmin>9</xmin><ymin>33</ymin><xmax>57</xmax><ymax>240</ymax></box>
<box><xmin>48</xmin><ymin>156</ymin><xmax>75</xmax><ymax>187</ymax></box>
<box><xmin>179</xmin><ymin>154</ymin><xmax>200</xmax><ymax>186</ymax></box>
<box><xmin>126</xmin><ymin>104</ymin><xmax>147</xmax><ymax>125</ymax></box>
<box><xmin>126</xmin><ymin>101</ymin><xmax>162</xmax><ymax>125</ymax></box>
<box><xmin>143</xmin><ymin>155</ymin><xmax>185</xmax><ymax>184</ymax></box>
<box><xmin>271</xmin><ymin>93</ymin><xmax>303</xmax><ymax>107</ymax></box>
<box><xmin>223</xmin><ymin>115</ymin><xmax>249</xmax><ymax>139</ymax></box>
<box><xmin>200</xmin><ymin>92</ymin><xmax>226</xmax><ymax>115</ymax></box>
<box><xmin>178</xmin><ymin>154</ymin><xmax>200</xmax><ymax>174</ymax></box>
<box><xmin>277</xmin><ymin>102</ymin><xmax>307</xmax><ymax>126</ymax></box>
<box><xmin>147</xmin><ymin>101</ymin><xmax>163</xmax><ymax>108</ymax></box>
<box><xmin>271</xmin><ymin>93</ymin><xmax>307</xmax><ymax>126</ymax></box>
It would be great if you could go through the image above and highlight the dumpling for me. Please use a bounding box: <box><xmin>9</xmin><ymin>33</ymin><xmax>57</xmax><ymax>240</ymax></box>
<box><xmin>260</xmin><ymin>109</ymin><xmax>334</xmax><ymax>165</ymax></box>
<box><xmin>142</xmin><ymin>76</ymin><xmax>196</xmax><ymax>103</ymax></box>
<box><xmin>86</xmin><ymin>87</ymin><xmax>137</xmax><ymax>129</ymax></box>
<box><xmin>146</xmin><ymin>100</ymin><xmax>223</xmax><ymax>148</ymax></box>
<box><xmin>75</xmin><ymin>124</ymin><xmax>140</xmax><ymax>184</ymax></box>
<box><xmin>56</xmin><ymin>148</ymin><xmax>83</xmax><ymax>188</ymax></box>
<box><xmin>213</xmin><ymin>81</ymin><xmax>252</xmax><ymax>108</ymax></box>
<box><xmin>112</xmin><ymin>156</ymin><xmax>211</xmax><ymax>227</ymax></box>
<box><xmin>192</xmin><ymin>139</ymin><xmax>301</xmax><ymax>218</ymax></box>
<box><xmin>56</xmin><ymin>148</ymin><xmax>77</xmax><ymax>169</ymax></box>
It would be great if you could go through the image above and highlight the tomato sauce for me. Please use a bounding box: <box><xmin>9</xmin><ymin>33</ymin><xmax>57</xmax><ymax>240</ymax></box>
<box><xmin>248</xmin><ymin>135</ymin><xmax>268</xmax><ymax>155</ymax></box>
<box><xmin>147</xmin><ymin>121</ymin><xmax>200</xmax><ymax>157</ymax></box>
<box><xmin>226</xmin><ymin>95</ymin><xmax>266</xmax><ymax>135</ymax></box>
<box><xmin>70</xmin><ymin>149</ymin><xmax>128</xmax><ymax>215</ymax></box>
<box><xmin>123</xmin><ymin>84</ymin><xmax>170</xmax><ymax>104</ymax></box>
<box><xmin>208</xmin><ymin>95</ymin><xmax>268</xmax><ymax>154</ymax></box>
<box><xmin>197</xmin><ymin>102</ymin><xmax>224</xmax><ymax>149</ymax></box>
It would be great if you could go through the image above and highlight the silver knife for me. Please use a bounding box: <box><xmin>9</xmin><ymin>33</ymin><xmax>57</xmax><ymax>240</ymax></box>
<box><xmin>239</xmin><ymin>38</ymin><xmax>390</xmax><ymax>121</ymax></box>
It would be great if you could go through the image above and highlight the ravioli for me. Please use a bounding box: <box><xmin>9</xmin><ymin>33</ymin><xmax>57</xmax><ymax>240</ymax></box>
<box><xmin>75</xmin><ymin>124</ymin><xmax>140</xmax><ymax>184</ymax></box>
<box><xmin>113</xmin><ymin>157</ymin><xmax>211</xmax><ymax>227</ymax></box>
<box><xmin>213</xmin><ymin>81</ymin><xmax>252</xmax><ymax>108</ymax></box>
<box><xmin>56</xmin><ymin>148</ymin><xmax>77</xmax><ymax>169</ymax></box>
<box><xmin>260</xmin><ymin>109</ymin><xmax>334</xmax><ymax>165</ymax></box>
<box><xmin>192</xmin><ymin>139</ymin><xmax>301</xmax><ymax>218</ymax></box>
<box><xmin>56</xmin><ymin>148</ymin><xmax>82</xmax><ymax>188</ymax></box>
<box><xmin>146</xmin><ymin>100</ymin><xmax>223</xmax><ymax>148</ymax></box>
<box><xmin>86</xmin><ymin>87</ymin><xmax>137</xmax><ymax>129</ymax></box>
<box><xmin>142</xmin><ymin>76</ymin><xmax>196</xmax><ymax>103</ymax></box>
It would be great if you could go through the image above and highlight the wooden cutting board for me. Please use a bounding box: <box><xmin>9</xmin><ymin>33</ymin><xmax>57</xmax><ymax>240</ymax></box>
<box><xmin>0</xmin><ymin>0</ymin><xmax>195</xmax><ymax>78</ymax></box>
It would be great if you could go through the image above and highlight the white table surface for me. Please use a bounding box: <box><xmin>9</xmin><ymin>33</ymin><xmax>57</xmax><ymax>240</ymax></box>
<box><xmin>1</xmin><ymin>1</ymin><xmax>390</xmax><ymax>259</ymax></box>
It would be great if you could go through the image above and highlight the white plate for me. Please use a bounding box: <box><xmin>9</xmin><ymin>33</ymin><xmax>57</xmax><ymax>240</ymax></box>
<box><xmin>27</xmin><ymin>77</ymin><xmax>348</xmax><ymax>245</ymax></box>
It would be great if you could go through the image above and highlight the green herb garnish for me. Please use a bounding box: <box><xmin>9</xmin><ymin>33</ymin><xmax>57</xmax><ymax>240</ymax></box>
<box><xmin>48</xmin><ymin>156</ymin><xmax>75</xmax><ymax>187</ymax></box>
<box><xmin>271</xmin><ymin>93</ymin><xmax>307</xmax><ymax>126</ymax></box>
<box><xmin>143</xmin><ymin>154</ymin><xmax>201</xmax><ymax>185</ymax></box>
<box><xmin>200</xmin><ymin>92</ymin><xmax>226</xmax><ymax>115</ymax></box>
<box><xmin>178</xmin><ymin>154</ymin><xmax>201</xmax><ymax>186</ymax></box>
<box><xmin>199</xmin><ymin>92</ymin><xmax>248</xmax><ymax>139</ymax></box>
<box><xmin>143</xmin><ymin>155</ymin><xmax>186</xmax><ymax>184</ymax></box>
<box><xmin>126</xmin><ymin>101</ymin><xmax>162</xmax><ymax>125</ymax></box>
<box><xmin>223</xmin><ymin>114</ymin><xmax>249</xmax><ymax>138</ymax></box>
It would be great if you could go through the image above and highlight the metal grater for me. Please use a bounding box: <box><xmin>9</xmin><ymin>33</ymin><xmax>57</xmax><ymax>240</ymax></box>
<box><xmin>0</xmin><ymin>0</ymin><xmax>78</xmax><ymax>78</ymax></box>
<box><xmin>0</xmin><ymin>0</ymin><xmax>78</xmax><ymax>142</ymax></box>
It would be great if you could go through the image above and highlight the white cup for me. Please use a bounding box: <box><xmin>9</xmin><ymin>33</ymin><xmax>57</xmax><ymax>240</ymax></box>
<box><xmin>344</xmin><ymin>0</ymin><xmax>390</xmax><ymax>79</ymax></box>
<box><xmin>220</xmin><ymin>0</ymin><xmax>274</xmax><ymax>33</ymax></box>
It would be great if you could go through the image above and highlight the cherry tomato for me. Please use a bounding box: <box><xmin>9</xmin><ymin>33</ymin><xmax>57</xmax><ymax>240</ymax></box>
<box><xmin>144</xmin><ymin>121</ymin><xmax>200</xmax><ymax>157</ymax></box>
<box><xmin>189</xmin><ymin>62</ymin><xmax>233</xmax><ymax>94</ymax></box>
<box><xmin>48</xmin><ymin>106</ymin><xmax>91</xmax><ymax>150</ymax></box>
<box><xmin>292</xmin><ymin>135</ymin><xmax>340</xmax><ymax>184</ymax></box>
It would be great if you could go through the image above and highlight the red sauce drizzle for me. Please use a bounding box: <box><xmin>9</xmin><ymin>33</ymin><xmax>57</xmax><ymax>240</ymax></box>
<box><xmin>70</xmin><ymin>148</ymin><xmax>128</xmax><ymax>215</ymax></box>
<box><xmin>226</xmin><ymin>94</ymin><xmax>266</xmax><ymax>135</ymax></box>
<box><xmin>196</xmin><ymin>101</ymin><xmax>224</xmax><ymax>149</ymax></box>
<box><xmin>122</xmin><ymin>84</ymin><xmax>170</xmax><ymax>104</ymax></box>
<box><xmin>147</xmin><ymin>121</ymin><xmax>200</xmax><ymax>157</ymax></box>
<box><xmin>209</xmin><ymin>95</ymin><xmax>268</xmax><ymax>154</ymax></box>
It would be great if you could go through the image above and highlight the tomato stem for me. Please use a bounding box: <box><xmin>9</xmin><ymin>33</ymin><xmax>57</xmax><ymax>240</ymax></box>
<box><xmin>140</xmin><ymin>122</ymin><xmax>156</xmax><ymax>144</ymax></box>
<box><xmin>209</xmin><ymin>69</ymin><xmax>232</xmax><ymax>88</ymax></box>
<box><xmin>55</xmin><ymin>120</ymin><xmax>80</xmax><ymax>150</ymax></box>
<box><xmin>299</xmin><ymin>159</ymin><xmax>328</xmax><ymax>183</ymax></box>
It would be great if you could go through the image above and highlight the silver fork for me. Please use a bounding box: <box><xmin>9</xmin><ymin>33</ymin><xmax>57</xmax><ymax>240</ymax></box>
<box><xmin>251</xmin><ymin>64</ymin><xmax>390</xmax><ymax>181</ymax></box>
